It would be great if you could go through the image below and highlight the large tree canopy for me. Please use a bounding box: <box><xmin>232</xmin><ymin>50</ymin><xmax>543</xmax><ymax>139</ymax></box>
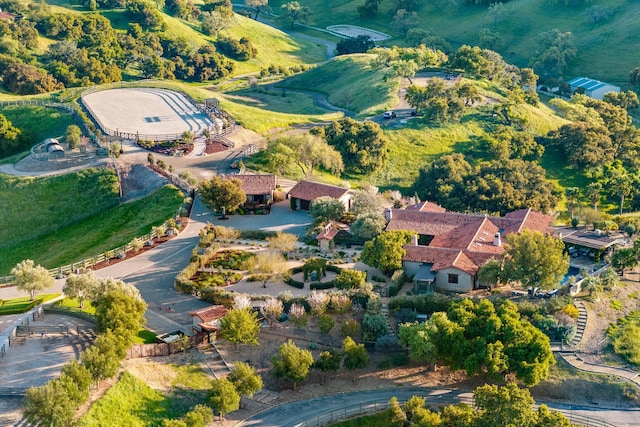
<box><xmin>361</xmin><ymin>230</ymin><xmax>413</xmax><ymax>276</ymax></box>
<box><xmin>414</xmin><ymin>154</ymin><xmax>559</xmax><ymax>215</ymax></box>
<box><xmin>502</xmin><ymin>230</ymin><xmax>569</xmax><ymax>290</ymax></box>
<box><xmin>199</xmin><ymin>175</ymin><xmax>246</xmax><ymax>214</ymax></box>
<box><xmin>313</xmin><ymin>117</ymin><xmax>389</xmax><ymax>174</ymax></box>
<box><xmin>399</xmin><ymin>299</ymin><xmax>555</xmax><ymax>386</ymax></box>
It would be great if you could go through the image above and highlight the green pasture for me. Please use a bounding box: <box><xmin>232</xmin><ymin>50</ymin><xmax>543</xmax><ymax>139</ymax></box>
<box><xmin>0</xmin><ymin>105</ymin><xmax>77</xmax><ymax>158</ymax></box>
<box><xmin>0</xmin><ymin>185</ymin><xmax>184</xmax><ymax>275</ymax></box>
<box><xmin>0</xmin><ymin>168</ymin><xmax>120</xmax><ymax>248</ymax></box>
<box><xmin>267</xmin><ymin>0</ymin><xmax>638</xmax><ymax>84</ymax></box>
<box><xmin>218</xmin><ymin>92</ymin><xmax>341</xmax><ymax>134</ymax></box>
<box><xmin>79</xmin><ymin>368</ymin><xmax>212</xmax><ymax>426</ymax></box>
<box><xmin>227</xmin><ymin>14</ymin><xmax>328</xmax><ymax>74</ymax></box>
<box><xmin>277</xmin><ymin>54</ymin><xmax>399</xmax><ymax>116</ymax></box>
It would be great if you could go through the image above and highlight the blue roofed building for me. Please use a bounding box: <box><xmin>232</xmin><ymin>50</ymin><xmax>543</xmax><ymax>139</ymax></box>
<box><xmin>567</xmin><ymin>77</ymin><xmax>620</xmax><ymax>100</ymax></box>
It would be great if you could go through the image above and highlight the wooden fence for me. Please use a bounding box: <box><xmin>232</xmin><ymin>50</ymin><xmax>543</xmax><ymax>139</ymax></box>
<box><xmin>126</xmin><ymin>332</ymin><xmax>210</xmax><ymax>359</ymax></box>
<box><xmin>80</xmin><ymin>80</ymin><xmax>235</xmax><ymax>142</ymax></box>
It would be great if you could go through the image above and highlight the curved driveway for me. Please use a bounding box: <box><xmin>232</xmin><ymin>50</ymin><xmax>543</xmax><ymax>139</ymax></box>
<box><xmin>240</xmin><ymin>387</ymin><xmax>638</xmax><ymax>427</ymax></box>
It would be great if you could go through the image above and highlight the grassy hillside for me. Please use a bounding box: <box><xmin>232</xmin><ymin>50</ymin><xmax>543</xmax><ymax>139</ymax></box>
<box><xmin>0</xmin><ymin>105</ymin><xmax>76</xmax><ymax>158</ymax></box>
<box><xmin>218</xmin><ymin>90</ymin><xmax>342</xmax><ymax>134</ymax></box>
<box><xmin>37</xmin><ymin>1</ymin><xmax>326</xmax><ymax>77</ymax></box>
<box><xmin>277</xmin><ymin>54</ymin><xmax>399</xmax><ymax>116</ymax></box>
<box><xmin>268</xmin><ymin>0</ymin><xmax>638</xmax><ymax>84</ymax></box>
<box><xmin>0</xmin><ymin>185</ymin><xmax>184</xmax><ymax>275</ymax></box>
<box><xmin>0</xmin><ymin>168</ymin><xmax>120</xmax><ymax>248</ymax></box>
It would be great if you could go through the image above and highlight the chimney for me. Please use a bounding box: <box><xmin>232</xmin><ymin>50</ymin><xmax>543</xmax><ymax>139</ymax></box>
<box><xmin>493</xmin><ymin>232</ymin><xmax>501</xmax><ymax>247</ymax></box>
<box><xmin>384</xmin><ymin>208</ymin><xmax>392</xmax><ymax>221</ymax></box>
<box><xmin>411</xmin><ymin>234</ymin><xmax>418</xmax><ymax>246</ymax></box>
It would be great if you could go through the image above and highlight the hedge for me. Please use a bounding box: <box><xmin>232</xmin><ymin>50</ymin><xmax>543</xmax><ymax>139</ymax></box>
<box><xmin>388</xmin><ymin>270</ymin><xmax>406</xmax><ymax>297</ymax></box>
<box><xmin>0</xmin><ymin>300</ymin><xmax>37</xmax><ymax>315</ymax></box>
<box><xmin>285</xmin><ymin>277</ymin><xmax>304</xmax><ymax>289</ymax></box>
<box><xmin>310</xmin><ymin>281</ymin><xmax>335</xmax><ymax>290</ymax></box>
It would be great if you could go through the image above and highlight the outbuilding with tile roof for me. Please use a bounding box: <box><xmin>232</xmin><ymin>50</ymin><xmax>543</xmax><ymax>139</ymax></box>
<box><xmin>288</xmin><ymin>180</ymin><xmax>351</xmax><ymax>211</ymax></box>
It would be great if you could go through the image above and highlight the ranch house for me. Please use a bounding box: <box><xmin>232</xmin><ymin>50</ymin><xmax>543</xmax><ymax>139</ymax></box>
<box><xmin>385</xmin><ymin>202</ymin><xmax>553</xmax><ymax>293</ymax></box>
<box><xmin>288</xmin><ymin>180</ymin><xmax>351</xmax><ymax>212</ymax></box>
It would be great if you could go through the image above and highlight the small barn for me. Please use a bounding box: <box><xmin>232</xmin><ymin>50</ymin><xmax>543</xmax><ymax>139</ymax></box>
<box><xmin>568</xmin><ymin>77</ymin><xmax>620</xmax><ymax>100</ymax></box>
<box><xmin>288</xmin><ymin>180</ymin><xmax>351</xmax><ymax>211</ymax></box>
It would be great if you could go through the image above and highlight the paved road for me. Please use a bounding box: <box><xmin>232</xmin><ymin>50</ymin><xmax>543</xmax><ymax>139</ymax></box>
<box><xmin>240</xmin><ymin>387</ymin><xmax>639</xmax><ymax>427</ymax></box>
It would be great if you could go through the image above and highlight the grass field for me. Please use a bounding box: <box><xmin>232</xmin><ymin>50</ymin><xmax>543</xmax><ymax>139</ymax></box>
<box><xmin>218</xmin><ymin>91</ymin><xmax>342</xmax><ymax>134</ymax></box>
<box><xmin>0</xmin><ymin>105</ymin><xmax>77</xmax><ymax>158</ymax></box>
<box><xmin>79</xmin><ymin>367</ymin><xmax>212</xmax><ymax>426</ymax></box>
<box><xmin>0</xmin><ymin>168</ymin><xmax>120</xmax><ymax>248</ymax></box>
<box><xmin>266</xmin><ymin>0</ymin><xmax>638</xmax><ymax>84</ymax></box>
<box><xmin>277</xmin><ymin>54</ymin><xmax>399</xmax><ymax>116</ymax></box>
<box><xmin>0</xmin><ymin>185</ymin><xmax>184</xmax><ymax>275</ymax></box>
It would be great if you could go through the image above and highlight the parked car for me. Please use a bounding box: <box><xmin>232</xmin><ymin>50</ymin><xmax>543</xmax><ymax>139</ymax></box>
<box><xmin>383</xmin><ymin>111</ymin><xmax>397</xmax><ymax>119</ymax></box>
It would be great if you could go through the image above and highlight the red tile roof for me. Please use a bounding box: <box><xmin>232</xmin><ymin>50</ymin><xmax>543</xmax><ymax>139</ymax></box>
<box><xmin>0</xmin><ymin>11</ymin><xmax>16</xmax><ymax>19</ymax></box>
<box><xmin>406</xmin><ymin>201</ymin><xmax>447</xmax><ymax>212</ymax></box>
<box><xmin>288</xmin><ymin>180</ymin><xmax>349</xmax><ymax>201</ymax></box>
<box><xmin>189</xmin><ymin>305</ymin><xmax>227</xmax><ymax>322</ymax></box>
<box><xmin>395</xmin><ymin>205</ymin><xmax>553</xmax><ymax>275</ymax></box>
<box><xmin>224</xmin><ymin>173</ymin><xmax>276</xmax><ymax>195</ymax></box>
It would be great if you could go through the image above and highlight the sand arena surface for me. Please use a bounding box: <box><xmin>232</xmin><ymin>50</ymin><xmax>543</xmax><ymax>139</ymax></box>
<box><xmin>82</xmin><ymin>88</ymin><xmax>214</xmax><ymax>140</ymax></box>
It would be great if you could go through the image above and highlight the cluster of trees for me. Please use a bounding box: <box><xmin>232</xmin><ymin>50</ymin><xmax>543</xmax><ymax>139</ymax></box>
<box><xmin>400</xmin><ymin>298</ymin><xmax>555</xmax><ymax>386</ymax></box>
<box><xmin>216</xmin><ymin>36</ymin><xmax>257</xmax><ymax>61</ymax></box>
<box><xmin>0</xmin><ymin>0</ymin><xmax>245</xmax><ymax>93</ymax></box>
<box><xmin>272</xmin><ymin>337</ymin><xmax>369</xmax><ymax>389</ymax></box>
<box><xmin>25</xmin><ymin>275</ymin><xmax>147</xmax><ymax>426</ymax></box>
<box><xmin>387</xmin><ymin>384</ymin><xmax>578</xmax><ymax>427</ymax></box>
<box><xmin>414</xmin><ymin>153</ymin><xmax>560</xmax><ymax>215</ymax></box>
<box><xmin>312</xmin><ymin>117</ymin><xmax>389</xmax><ymax>174</ymax></box>
<box><xmin>405</xmin><ymin>79</ymin><xmax>477</xmax><ymax>123</ymax></box>
<box><xmin>549</xmin><ymin>93</ymin><xmax>640</xmax><ymax>213</ymax></box>
<box><xmin>208</xmin><ymin>362</ymin><xmax>263</xmax><ymax>421</ymax></box>
<box><xmin>0</xmin><ymin>113</ymin><xmax>24</xmax><ymax>157</ymax></box>
<box><xmin>198</xmin><ymin>175</ymin><xmax>246</xmax><ymax>215</ymax></box>
<box><xmin>370</xmin><ymin>45</ymin><xmax>447</xmax><ymax>84</ymax></box>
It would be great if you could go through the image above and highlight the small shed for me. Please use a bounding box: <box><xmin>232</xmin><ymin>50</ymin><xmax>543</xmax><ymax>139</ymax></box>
<box><xmin>568</xmin><ymin>77</ymin><xmax>620</xmax><ymax>100</ymax></box>
<box><xmin>316</xmin><ymin>222</ymin><xmax>350</xmax><ymax>253</ymax></box>
<box><xmin>189</xmin><ymin>305</ymin><xmax>227</xmax><ymax>339</ymax></box>
<box><xmin>224</xmin><ymin>173</ymin><xmax>277</xmax><ymax>205</ymax></box>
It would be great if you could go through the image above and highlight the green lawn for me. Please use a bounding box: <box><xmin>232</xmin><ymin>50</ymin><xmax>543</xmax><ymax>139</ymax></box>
<box><xmin>0</xmin><ymin>294</ymin><xmax>60</xmax><ymax>315</ymax></box>
<box><xmin>0</xmin><ymin>105</ymin><xmax>77</xmax><ymax>158</ymax></box>
<box><xmin>0</xmin><ymin>185</ymin><xmax>184</xmax><ymax>275</ymax></box>
<box><xmin>277</xmin><ymin>54</ymin><xmax>400</xmax><ymax>116</ymax></box>
<box><xmin>0</xmin><ymin>168</ymin><xmax>120</xmax><ymax>249</ymax></box>
<box><xmin>79</xmin><ymin>367</ymin><xmax>212</xmax><ymax>426</ymax></box>
<box><xmin>267</xmin><ymin>0</ymin><xmax>638</xmax><ymax>84</ymax></box>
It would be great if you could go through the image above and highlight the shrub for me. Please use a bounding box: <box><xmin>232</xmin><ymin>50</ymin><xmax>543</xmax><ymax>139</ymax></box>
<box><xmin>285</xmin><ymin>277</ymin><xmax>304</xmax><ymax>289</ymax></box>
<box><xmin>561</xmin><ymin>304</ymin><xmax>579</xmax><ymax>319</ymax></box>
<box><xmin>310</xmin><ymin>281</ymin><xmax>335</xmax><ymax>290</ymax></box>
<box><xmin>318</xmin><ymin>314</ymin><xmax>335</xmax><ymax>334</ymax></box>
<box><xmin>200</xmin><ymin>287</ymin><xmax>235</xmax><ymax>307</ymax></box>
<box><xmin>375</xmin><ymin>334</ymin><xmax>401</xmax><ymax>351</ymax></box>
<box><xmin>371</xmin><ymin>275</ymin><xmax>386</xmax><ymax>283</ymax></box>
<box><xmin>341</xmin><ymin>318</ymin><xmax>361</xmax><ymax>339</ymax></box>
<box><xmin>391</xmin><ymin>353</ymin><xmax>408</xmax><ymax>366</ymax></box>
<box><xmin>363</xmin><ymin>313</ymin><xmax>389</xmax><ymax>342</ymax></box>
<box><xmin>388</xmin><ymin>270</ymin><xmax>406</xmax><ymax>297</ymax></box>
<box><xmin>376</xmin><ymin>358</ymin><xmax>391</xmax><ymax>369</ymax></box>
<box><xmin>239</xmin><ymin>230</ymin><xmax>276</xmax><ymax>240</ymax></box>
<box><xmin>388</xmin><ymin>292</ymin><xmax>456</xmax><ymax>313</ymax></box>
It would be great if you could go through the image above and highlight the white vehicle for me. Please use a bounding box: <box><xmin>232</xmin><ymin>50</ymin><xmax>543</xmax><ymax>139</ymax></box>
<box><xmin>383</xmin><ymin>111</ymin><xmax>397</xmax><ymax>119</ymax></box>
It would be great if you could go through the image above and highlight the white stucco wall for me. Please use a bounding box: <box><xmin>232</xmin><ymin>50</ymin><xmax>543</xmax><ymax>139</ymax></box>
<box><xmin>434</xmin><ymin>268</ymin><xmax>473</xmax><ymax>293</ymax></box>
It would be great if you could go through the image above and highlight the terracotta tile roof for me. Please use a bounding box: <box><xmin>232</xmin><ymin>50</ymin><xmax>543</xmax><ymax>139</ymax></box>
<box><xmin>189</xmin><ymin>305</ymin><xmax>227</xmax><ymax>322</ymax></box>
<box><xmin>288</xmin><ymin>180</ymin><xmax>349</xmax><ymax>201</ymax></box>
<box><xmin>386</xmin><ymin>209</ymin><xmax>486</xmax><ymax>236</ymax></box>
<box><xmin>406</xmin><ymin>201</ymin><xmax>447</xmax><ymax>212</ymax></box>
<box><xmin>317</xmin><ymin>227</ymin><xmax>340</xmax><ymax>240</ymax></box>
<box><xmin>224</xmin><ymin>173</ymin><xmax>276</xmax><ymax>195</ymax></box>
<box><xmin>0</xmin><ymin>11</ymin><xmax>16</xmax><ymax>19</ymax></box>
<box><xmin>403</xmin><ymin>246</ymin><xmax>480</xmax><ymax>275</ymax></box>
<box><xmin>396</xmin><ymin>207</ymin><xmax>553</xmax><ymax>275</ymax></box>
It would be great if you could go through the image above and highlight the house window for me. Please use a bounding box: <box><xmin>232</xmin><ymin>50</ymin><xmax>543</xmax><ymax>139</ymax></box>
<box><xmin>448</xmin><ymin>274</ymin><xmax>459</xmax><ymax>284</ymax></box>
